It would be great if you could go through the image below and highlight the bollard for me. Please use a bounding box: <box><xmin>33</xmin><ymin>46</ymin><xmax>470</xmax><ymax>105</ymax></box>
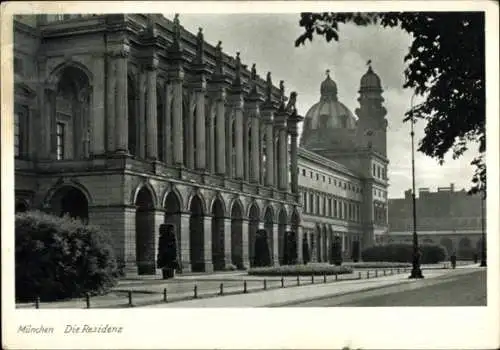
<box><xmin>85</xmin><ymin>292</ymin><xmax>90</xmax><ymax>309</ymax></box>
<box><xmin>163</xmin><ymin>288</ymin><xmax>168</xmax><ymax>302</ymax></box>
<box><xmin>194</xmin><ymin>284</ymin><xmax>198</xmax><ymax>299</ymax></box>
<box><xmin>128</xmin><ymin>291</ymin><xmax>133</xmax><ymax>307</ymax></box>
<box><xmin>335</xmin><ymin>273</ymin><xmax>338</xmax><ymax>281</ymax></box>
<box><xmin>390</xmin><ymin>268</ymin><xmax>393</xmax><ymax>275</ymax></box>
<box><xmin>375</xmin><ymin>270</ymin><xmax>378</xmax><ymax>278</ymax></box>
<box><xmin>281</xmin><ymin>276</ymin><xmax>285</xmax><ymax>288</ymax></box>
<box><xmin>297</xmin><ymin>275</ymin><xmax>300</xmax><ymax>286</ymax></box>
<box><xmin>311</xmin><ymin>274</ymin><xmax>314</xmax><ymax>284</ymax></box>
<box><xmin>263</xmin><ymin>279</ymin><xmax>267</xmax><ymax>290</ymax></box>
<box><xmin>367</xmin><ymin>271</ymin><xmax>370</xmax><ymax>279</ymax></box>
<box><xmin>323</xmin><ymin>273</ymin><xmax>327</xmax><ymax>284</ymax></box>
<box><xmin>35</xmin><ymin>296</ymin><xmax>40</xmax><ymax>309</ymax></box>
<box><xmin>383</xmin><ymin>269</ymin><xmax>386</xmax><ymax>276</ymax></box>
<box><xmin>243</xmin><ymin>280</ymin><xmax>248</xmax><ymax>293</ymax></box>
<box><xmin>358</xmin><ymin>272</ymin><xmax>361</xmax><ymax>279</ymax></box>
<box><xmin>220</xmin><ymin>283</ymin><xmax>224</xmax><ymax>296</ymax></box>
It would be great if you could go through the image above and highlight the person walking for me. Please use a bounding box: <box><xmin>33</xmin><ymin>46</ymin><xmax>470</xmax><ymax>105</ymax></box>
<box><xmin>450</xmin><ymin>251</ymin><xmax>457</xmax><ymax>269</ymax></box>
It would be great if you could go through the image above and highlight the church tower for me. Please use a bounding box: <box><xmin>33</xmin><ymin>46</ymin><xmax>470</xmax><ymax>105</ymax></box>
<box><xmin>355</xmin><ymin>64</ymin><xmax>388</xmax><ymax>157</ymax></box>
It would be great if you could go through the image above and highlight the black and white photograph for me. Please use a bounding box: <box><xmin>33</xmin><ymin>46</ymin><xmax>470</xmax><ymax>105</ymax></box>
<box><xmin>2</xmin><ymin>1</ymin><xmax>499</xmax><ymax>349</ymax></box>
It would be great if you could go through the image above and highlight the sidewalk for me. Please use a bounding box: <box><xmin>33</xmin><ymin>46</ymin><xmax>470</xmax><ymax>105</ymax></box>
<box><xmin>145</xmin><ymin>267</ymin><xmax>479</xmax><ymax>308</ymax></box>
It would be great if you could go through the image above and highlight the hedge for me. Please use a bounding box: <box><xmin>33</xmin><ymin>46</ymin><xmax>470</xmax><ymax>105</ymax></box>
<box><xmin>248</xmin><ymin>263</ymin><xmax>353</xmax><ymax>276</ymax></box>
<box><xmin>361</xmin><ymin>243</ymin><xmax>447</xmax><ymax>264</ymax></box>
<box><xmin>345</xmin><ymin>262</ymin><xmax>412</xmax><ymax>269</ymax></box>
<box><xmin>15</xmin><ymin>211</ymin><xmax>119</xmax><ymax>302</ymax></box>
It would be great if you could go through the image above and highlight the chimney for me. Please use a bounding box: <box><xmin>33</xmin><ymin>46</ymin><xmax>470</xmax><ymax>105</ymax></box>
<box><xmin>450</xmin><ymin>183</ymin><xmax>455</xmax><ymax>192</ymax></box>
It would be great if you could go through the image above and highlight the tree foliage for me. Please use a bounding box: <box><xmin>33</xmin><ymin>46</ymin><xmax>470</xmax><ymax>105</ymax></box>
<box><xmin>296</xmin><ymin>12</ymin><xmax>485</xmax><ymax>193</ymax></box>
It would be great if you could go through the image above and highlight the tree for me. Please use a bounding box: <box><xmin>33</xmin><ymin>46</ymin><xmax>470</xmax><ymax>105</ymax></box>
<box><xmin>295</xmin><ymin>12</ymin><xmax>485</xmax><ymax>193</ymax></box>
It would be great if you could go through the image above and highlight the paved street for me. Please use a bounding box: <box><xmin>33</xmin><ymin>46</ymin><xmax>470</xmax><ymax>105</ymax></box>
<box><xmin>287</xmin><ymin>268</ymin><xmax>486</xmax><ymax>307</ymax></box>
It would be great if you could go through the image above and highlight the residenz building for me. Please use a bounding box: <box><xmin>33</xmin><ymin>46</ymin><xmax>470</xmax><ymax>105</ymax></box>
<box><xmin>13</xmin><ymin>13</ymin><xmax>389</xmax><ymax>276</ymax></box>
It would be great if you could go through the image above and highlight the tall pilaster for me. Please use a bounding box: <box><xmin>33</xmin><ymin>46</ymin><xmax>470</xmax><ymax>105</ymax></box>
<box><xmin>163</xmin><ymin>83</ymin><xmax>173</xmax><ymax>165</ymax></box>
<box><xmin>113</xmin><ymin>43</ymin><xmax>130</xmax><ymax>154</ymax></box>
<box><xmin>261</xmin><ymin>110</ymin><xmax>275</xmax><ymax>187</ymax></box>
<box><xmin>288</xmin><ymin>111</ymin><xmax>303</xmax><ymax>194</ymax></box>
<box><xmin>213</xmin><ymin>90</ymin><xmax>227</xmax><ymax>175</ymax></box>
<box><xmin>246</xmin><ymin>103</ymin><xmax>263</xmax><ymax>183</ymax></box>
<box><xmin>203</xmin><ymin>216</ymin><xmax>214</xmax><ymax>272</ymax></box>
<box><xmin>230</xmin><ymin>52</ymin><xmax>244</xmax><ymax>180</ymax></box>
<box><xmin>137</xmin><ymin>73</ymin><xmax>146</xmax><ymax>158</ymax></box>
<box><xmin>241</xmin><ymin>218</ymin><xmax>250</xmax><ymax>269</ymax></box>
<box><xmin>42</xmin><ymin>84</ymin><xmax>57</xmax><ymax>160</ymax></box>
<box><xmin>167</xmin><ymin>13</ymin><xmax>187</xmax><ymax>167</ymax></box>
<box><xmin>272</xmin><ymin>223</ymin><xmax>279</xmax><ymax>266</ymax></box>
<box><xmin>146</xmin><ymin>57</ymin><xmax>158</xmax><ymax>160</ymax></box>
<box><xmin>194</xmin><ymin>88</ymin><xmax>206</xmax><ymax>170</ymax></box>
<box><xmin>274</xmin><ymin>111</ymin><xmax>288</xmax><ymax>191</ymax></box>
<box><xmin>223</xmin><ymin>218</ymin><xmax>232</xmax><ymax>268</ymax></box>
<box><xmin>179</xmin><ymin>213</ymin><xmax>192</xmax><ymax>272</ymax></box>
<box><xmin>105</xmin><ymin>55</ymin><xmax>116</xmax><ymax>154</ymax></box>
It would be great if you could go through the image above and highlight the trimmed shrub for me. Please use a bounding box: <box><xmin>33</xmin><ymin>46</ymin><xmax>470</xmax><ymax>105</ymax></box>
<box><xmin>157</xmin><ymin>224</ymin><xmax>179</xmax><ymax>270</ymax></box>
<box><xmin>253</xmin><ymin>229</ymin><xmax>271</xmax><ymax>267</ymax></box>
<box><xmin>344</xmin><ymin>262</ymin><xmax>412</xmax><ymax>269</ymax></box>
<box><xmin>302</xmin><ymin>235</ymin><xmax>310</xmax><ymax>265</ymax></box>
<box><xmin>15</xmin><ymin>211</ymin><xmax>119</xmax><ymax>302</ymax></box>
<box><xmin>248</xmin><ymin>263</ymin><xmax>353</xmax><ymax>276</ymax></box>
<box><xmin>361</xmin><ymin>243</ymin><xmax>446</xmax><ymax>264</ymax></box>
<box><xmin>330</xmin><ymin>236</ymin><xmax>343</xmax><ymax>266</ymax></box>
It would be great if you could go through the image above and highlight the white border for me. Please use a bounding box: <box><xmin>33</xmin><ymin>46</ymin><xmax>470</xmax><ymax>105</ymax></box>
<box><xmin>2</xmin><ymin>1</ymin><xmax>499</xmax><ymax>349</ymax></box>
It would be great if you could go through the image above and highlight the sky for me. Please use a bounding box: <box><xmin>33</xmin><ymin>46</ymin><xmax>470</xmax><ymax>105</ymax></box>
<box><xmin>174</xmin><ymin>13</ymin><xmax>478</xmax><ymax>199</ymax></box>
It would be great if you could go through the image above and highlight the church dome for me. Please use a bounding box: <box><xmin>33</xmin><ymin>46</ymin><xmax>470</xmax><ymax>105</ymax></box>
<box><xmin>320</xmin><ymin>70</ymin><xmax>338</xmax><ymax>98</ymax></box>
<box><xmin>360</xmin><ymin>65</ymin><xmax>382</xmax><ymax>90</ymax></box>
<box><xmin>304</xmin><ymin>70</ymin><xmax>357</xmax><ymax>130</ymax></box>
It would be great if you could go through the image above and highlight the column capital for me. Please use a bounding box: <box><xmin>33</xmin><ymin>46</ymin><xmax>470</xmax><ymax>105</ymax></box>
<box><xmin>145</xmin><ymin>54</ymin><xmax>159</xmax><ymax>71</ymax></box>
<box><xmin>228</xmin><ymin>93</ymin><xmax>244</xmax><ymax>110</ymax></box>
<box><xmin>168</xmin><ymin>67</ymin><xmax>185</xmax><ymax>82</ymax></box>
<box><xmin>108</xmin><ymin>42</ymin><xmax>131</xmax><ymax>58</ymax></box>
<box><xmin>208</xmin><ymin>86</ymin><xmax>226</xmax><ymax>102</ymax></box>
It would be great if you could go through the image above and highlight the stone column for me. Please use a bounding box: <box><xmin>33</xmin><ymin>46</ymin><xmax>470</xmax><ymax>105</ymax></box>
<box><xmin>290</xmin><ymin>131</ymin><xmax>299</xmax><ymax>194</ymax></box>
<box><xmin>146</xmin><ymin>59</ymin><xmax>158</xmax><ymax>160</ymax></box>
<box><xmin>203</xmin><ymin>215</ymin><xmax>214</xmax><ymax>272</ymax></box>
<box><xmin>274</xmin><ymin>114</ymin><xmax>288</xmax><ymax>190</ymax></box>
<box><xmin>179</xmin><ymin>213</ymin><xmax>192</xmax><ymax>272</ymax></box>
<box><xmin>215</xmin><ymin>91</ymin><xmax>226</xmax><ymax>175</ymax></box>
<box><xmin>206</xmin><ymin>113</ymin><xmax>214</xmax><ymax>172</ymax></box>
<box><xmin>91</xmin><ymin>56</ymin><xmax>105</xmax><ymax>156</ymax></box>
<box><xmin>263</xmin><ymin>116</ymin><xmax>274</xmax><ymax>187</ymax></box>
<box><xmin>163</xmin><ymin>83</ymin><xmax>173</xmax><ymax>165</ymax></box>
<box><xmin>170</xmin><ymin>71</ymin><xmax>184</xmax><ymax>166</ymax></box>
<box><xmin>114</xmin><ymin>46</ymin><xmax>129</xmax><ymax>154</ymax></box>
<box><xmin>105</xmin><ymin>55</ymin><xmax>116</xmax><ymax>153</ymax></box>
<box><xmin>225</xmin><ymin>114</ymin><xmax>233</xmax><ymax>177</ymax></box>
<box><xmin>123</xmin><ymin>206</ymin><xmax>137</xmax><ymax>274</ymax></box>
<box><xmin>42</xmin><ymin>87</ymin><xmax>57</xmax><ymax>160</ymax></box>
<box><xmin>272</xmin><ymin>223</ymin><xmax>279</xmax><ymax>266</ymax></box>
<box><xmin>241</xmin><ymin>218</ymin><xmax>250</xmax><ymax>269</ymax></box>
<box><xmin>153</xmin><ymin>209</ymin><xmax>165</xmax><ymax>276</ymax></box>
<box><xmin>250</xmin><ymin>116</ymin><xmax>260</xmax><ymax>183</ymax></box>
<box><xmin>138</xmin><ymin>73</ymin><xmax>146</xmax><ymax>158</ymax></box>
<box><xmin>297</xmin><ymin>226</ymin><xmax>304</xmax><ymax>264</ymax></box>
<box><xmin>186</xmin><ymin>95</ymin><xmax>195</xmax><ymax>169</ymax></box>
<box><xmin>273</xmin><ymin>128</ymin><xmax>279</xmax><ymax>188</ymax></box>
<box><xmin>243</xmin><ymin>119</ymin><xmax>249</xmax><ymax>181</ymax></box>
<box><xmin>223</xmin><ymin>217</ymin><xmax>232</xmax><ymax>268</ymax></box>
<box><xmin>233</xmin><ymin>100</ymin><xmax>244</xmax><ymax>179</ymax></box>
<box><xmin>195</xmin><ymin>89</ymin><xmax>206</xmax><ymax>170</ymax></box>
<box><xmin>311</xmin><ymin>232</ymin><xmax>318</xmax><ymax>263</ymax></box>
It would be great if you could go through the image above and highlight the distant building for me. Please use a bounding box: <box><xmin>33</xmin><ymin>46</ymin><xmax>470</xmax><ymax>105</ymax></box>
<box><xmin>386</xmin><ymin>184</ymin><xmax>485</xmax><ymax>259</ymax></box>
<box><xmin>298</xmin><ymin>68</ymin><xmax>389</xmax><ymax>262</ymax></box>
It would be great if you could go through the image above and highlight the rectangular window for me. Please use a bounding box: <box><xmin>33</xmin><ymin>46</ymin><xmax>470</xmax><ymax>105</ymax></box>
<box><xmin>329</xmin><ymin>177</ymin><xmax>331</xmax><ymax>184</ymax></box>
<box><xmin>316</xmin><ymin>195</ymin><xmax>320</xmax><ymax>215</ymax></box>
<box><xmin>323</xmin><ymin>197</ymin><xmax>326</xmax><ymax>216</ymax></box>
<box><xmin>373</xmin><ymin>164</ymin><xmax>376</xmax><ymax>176</ymax></box>
<box><xmin>322</xmin><ymin>175</ymin><xmax>326</xmax><ymax>182</ymax></box>
<box><xmin>343</xmin><ymin>202</ymin><xmax>348</xmax><ymax>220</ymax></box>
<box><xmin>56</xmin><ymin>122</ymin><xmax>65</xmax><ymax>160</ymax></box>
<box><xmin>377</xmin><ymin>166</ymin><xmax>381</xmax><ymax>179</ymax></box>
<box><xmin>309</xmin><ymin>193</ymin><xmax>314</xmax><ymax>213</ymax></box>
<box><xmin>333</xmin><ymin>199</ymin><xmax>337</xmax><ymax>218</ymax></box>
<box><xmin>303</xmin><ymin>192</ymin><xmax>307</xmax><ymax>212</ymax></box>
<box><xmin>14</xmin><ymin>112</ymin><xmax>20</xmax><ymax>157</ymax></box>
<box><xmin>310</xmin><ymin>171</ymin><xmax>313</xmax><ymax>178</ymax></box>
<box><xmin>302</xmin><ymin>169</ymin><xmax>306</xmax><ymax>176</ymax></box>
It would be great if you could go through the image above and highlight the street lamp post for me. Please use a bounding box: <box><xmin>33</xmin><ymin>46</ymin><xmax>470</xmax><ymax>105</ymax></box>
<box><xmin>409</xmin><ymin>93</ymin><xmax>424</xmax><ymax>279</ymax></box>
<box><xmin>480</xmin><ymin>190</ymin><xmax>486</xmax><ymax>267</ymax></box>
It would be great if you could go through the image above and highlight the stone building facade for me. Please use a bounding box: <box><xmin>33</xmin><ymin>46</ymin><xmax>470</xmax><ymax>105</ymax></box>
<box><xmin>13</xmin><ymin>14</ymin><xmax>304</xmax><ymax>275</ymax></box>
<box><xmin>386</xmin><ymin>185</ymin><xmax>486</xmax><ymax>259</ymax></box>
<box><xmin>297</xmin><ymin>69</ymin><xmax>390</xmax><ymax>262</ymax></box>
